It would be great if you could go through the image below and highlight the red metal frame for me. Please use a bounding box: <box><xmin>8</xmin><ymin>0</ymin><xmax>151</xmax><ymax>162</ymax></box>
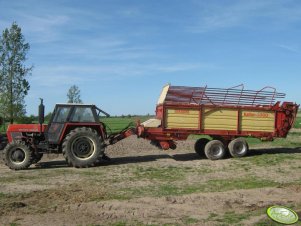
<box><xmin>165</xmin><ymin>85</ymin><xmax>286</xmax><ymax>107</ymax></box>
<box><xmin>6</xmin><ymin>123</ymin><xmax>107</xmax><ymax>144</ymax></box>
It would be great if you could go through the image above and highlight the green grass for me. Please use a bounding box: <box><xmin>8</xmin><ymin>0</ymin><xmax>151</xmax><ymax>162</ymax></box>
<box><xmin>0</xmin><ymin>192</ymin><xmax>9</xmax><ymax>200</ymax></box>
<box><xmin>120</xmin><ymin>177</ymin><xmax>279</xmax><ymax>199</ymax></box>
<box><xmin>133</xmin><ymin>166</ymin><xmax>198</xmax><ymax>182</ymax></box>
<box><xmin>241</xmin><ymin>153</ymin><xmax>300</xmax><ymax>167</ymax></box>
<box><xmin>255</xmin><ymin>216</ymin><xmax>301</xmax><ymax>226</ymax></box>
<box><xmin>206</xmin><ymin>206</ymin><xmax>300</xmax><ymax>226</ymax></box>
<box><xmin>207</xmin><ymin>211</ymin><xmax>251</xmax><ymax>225</ymax></box>
<box><xmin>101</xmin><ymin>116</ymin><xmax>152</xmax><ymax>134</ymax></box>
<box><xmin>9</xmin><ymin>223</ymin><xmax>21</xmax><ymax>226</ymax></box>
<box><xmin>78</xmin><ymin>221</ymin><xmax>164</xmax><ymax>226</ymax></box>
<box><xmin>294</xmin><ymin>115</ymin><xmax>301</xmax><ymax>129</ymax></box>
<box><xmin>181</xmin><ymin>217</ymin><xmax>199</xmax><ymax>225</ymax></box>
<box><xmin>0</xmin><ymin>175</ymin><xmax>38</xmax><ymax>183</ymax></box>
<box><xmin>0</xmin><ymin>124</ymin><xmax>7</xmax><ymax>133</ymax></box>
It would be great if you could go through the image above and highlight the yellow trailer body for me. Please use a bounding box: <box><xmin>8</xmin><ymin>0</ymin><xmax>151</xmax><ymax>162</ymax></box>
<box><xmin>165</xmin><ymin>107</ymin><xmax>276</xmax><ymax>133</ymax></box>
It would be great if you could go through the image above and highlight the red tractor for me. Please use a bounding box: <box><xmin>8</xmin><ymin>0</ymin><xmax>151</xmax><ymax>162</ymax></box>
<box><xmin>2</xmin><ymin>100</ymin><xmax>134</xmax><ymax>170</ymax></box>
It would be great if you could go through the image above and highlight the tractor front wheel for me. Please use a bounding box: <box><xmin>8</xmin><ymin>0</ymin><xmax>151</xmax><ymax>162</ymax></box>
<box><xmin>62</xmin><ymin>127</ymin><xmax>104</xmax><ymax>168</ymax></box>
<box><xmin>3</xmin><ymin>141</ymin><xmax>34</xmax><ymax>170</ymax></box>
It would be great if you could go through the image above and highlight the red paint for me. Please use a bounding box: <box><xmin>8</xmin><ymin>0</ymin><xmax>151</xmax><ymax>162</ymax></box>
<box><xmin>6</xmin><ymin>124</ymin><xmax>48</xmax><ymax>142</ymax></box>
<box><xmin>139</xmin><ymin>101</ymin><xmax>299</xmax><ymax>147</ymax></box>
<box><xmin>243</xmin><ymin>112</ymin><xmax>270</xmax><ymax>118</ymax></box>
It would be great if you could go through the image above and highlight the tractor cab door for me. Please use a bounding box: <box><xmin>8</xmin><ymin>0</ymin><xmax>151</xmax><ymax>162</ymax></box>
<box><xmin>46</xmin><ymin>105</ymin><xmax>72</xmax><ymax>144</ymax></box>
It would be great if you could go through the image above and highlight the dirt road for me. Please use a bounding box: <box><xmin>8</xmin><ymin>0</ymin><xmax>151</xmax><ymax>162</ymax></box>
<box><xmin>1</xmin><ymin>135</ymin><xmax>301</xmax><ymax>226</ymax></box>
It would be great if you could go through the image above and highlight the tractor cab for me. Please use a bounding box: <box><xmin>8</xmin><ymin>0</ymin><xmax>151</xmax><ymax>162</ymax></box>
<box><xmin>46</xmin><ymin>104</ymin><xmax>109</xmax><ymax>144</ymax></box>
<box><xmin>50</xmin><ymin>104</ymin><xmax>99</xmax><ymax>123</ymax></box>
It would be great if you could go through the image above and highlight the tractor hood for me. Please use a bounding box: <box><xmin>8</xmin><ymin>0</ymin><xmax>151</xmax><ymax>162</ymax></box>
<box><xmin>7</xmin><ymin>124</ymin><xmax>47</xmax><ymax>133</ymax></box>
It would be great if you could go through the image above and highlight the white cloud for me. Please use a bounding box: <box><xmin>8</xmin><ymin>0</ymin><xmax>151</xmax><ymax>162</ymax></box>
<box><xmin>188</xmin><ymin>0</ymin><xmax>301</xmax><ymax>33</ymax></box>
<box><xmin>29</xmin><ymin>62</ymin><xmax>205</xmax><ymax>87</ymax></box>
<box><xmin>275</xmin><ymin>44</ymin><xmax>299</xmax><ymax>53</ymax></box>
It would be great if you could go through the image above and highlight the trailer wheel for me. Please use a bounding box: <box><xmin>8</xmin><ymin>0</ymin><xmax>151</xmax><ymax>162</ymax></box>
<box><xmin>194</xmin><ymin>138</ymin><xmax>209</xmax><ymax>157</ymax></box>
<box><xmin>3</xmin><ymin>141</ymin><xmax>34</xmax><ymax>170</ymax></box>
<box><xmin>62</xmin><ymin>127</ymin><xmax>104</xmax><ymax>168</ymax></box>
<box><xmin>228</xmin><ymin>138</ymin><xmax>249</xmax><ymax>158</ymax></box>
<box><xmin>204</xmin><ymin>140</ymin><xmax>226</xmax><ymax>160</ymax></box>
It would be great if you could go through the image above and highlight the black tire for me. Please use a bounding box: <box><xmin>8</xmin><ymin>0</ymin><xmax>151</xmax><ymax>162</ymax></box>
<box><xmin>62</xmin><ymin>127</ymin><xmax>104</xmax><ymax>168</ymax></box>
<box><xmin>0</xmin><ymin>141</ymin><xmax>7</xmax><ymax>151</ymax></box>
<box><xmin>228</xmin><ymin>138</ymin><xmax>249</xmax><ymax>158</ymax></box>
<box><xmin>194</xmin><ymin>138</ymin><xmax>209</xmax><ymax>157</ymax></box>
<box><xmin>204</xmin><ymin>140</ymin><xmax>226</xmax><ymax>160</ymax></box>
<box><xmin>32</xmin><ymin>153</ymin><xmax>44</xmax><ymax>164</ymax></box>
<box><xmin>3</xmin><ymin>141</ymin><xmax>34</xmax><ymax>170</ymax></box>
<box><xmin>0</xmin><ymin>136</ymin><xmax>8</xmax><ymax>150</ymax></box>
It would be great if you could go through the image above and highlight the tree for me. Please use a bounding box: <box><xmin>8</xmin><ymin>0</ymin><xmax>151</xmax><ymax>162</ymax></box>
<box><xmin>0</xmin><ymin>22</ymin><xmax>32</xmax><ymax>124</ymax></box>
<box><xmin>67</xmin><ymin>85</ymin><xmax>82</xmax><ymax>103</ymax></box>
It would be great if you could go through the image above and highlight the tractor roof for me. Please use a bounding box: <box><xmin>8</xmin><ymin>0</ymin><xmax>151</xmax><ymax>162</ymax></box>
<box><xmin>55</xmin><ymin>103</ymin><xmax>96</xmax><ymax>107</ymax></box>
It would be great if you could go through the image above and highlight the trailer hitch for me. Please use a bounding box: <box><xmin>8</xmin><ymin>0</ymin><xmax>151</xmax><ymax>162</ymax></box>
<box><xmin>108</xmin><ymin>127</ymin><xmax>136</xmax><ymax>145</ymax></box>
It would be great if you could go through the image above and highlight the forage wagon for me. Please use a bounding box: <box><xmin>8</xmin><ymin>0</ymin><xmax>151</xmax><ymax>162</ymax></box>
<box><xmin>137</xmin><ymin>84</ymin><xmax>298</xmax><ymax>159</ymax></box>
<box><xmin>0</xmin><ymin>84</ymin><xmax>298</xmax><ymax>170</ymax></box>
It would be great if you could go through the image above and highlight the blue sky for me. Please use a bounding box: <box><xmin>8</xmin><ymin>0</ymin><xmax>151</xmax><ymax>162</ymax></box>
<box><xmin>1</xmin><ymin>0</ymin><xmax>301</xmax><ymax>116</ymax></box>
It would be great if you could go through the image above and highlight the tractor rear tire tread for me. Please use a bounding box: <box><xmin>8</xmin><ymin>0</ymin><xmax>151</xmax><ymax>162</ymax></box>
<box><xmin>62</xmin><ymin>127</ymin><xmax>104</xmax><ymax>168</ymax></box>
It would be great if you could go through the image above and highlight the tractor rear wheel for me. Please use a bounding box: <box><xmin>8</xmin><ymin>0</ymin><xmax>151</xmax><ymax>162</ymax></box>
<box><xmin>228</xmin><ymin>138</ymin><xmax>249</xmax><ymax>158</ymax></box>
<box><xmin>204</xmin><ymin>140</ymin><xmax>226</xmax><ymax>160</ymax></box>
<box><xmin>3</xmin><ymin>141</ymin><xmax>34</xmax><ymax>170</ymax></box>
<box><xmin>194</xmin><ymin>138</ymin><xmax>209</xmax><ymax>157</ymax></box>
<box><xmin>62</xmin><ymin>127</ymin><xmax>104</xmax><ymax>168</ymax></box>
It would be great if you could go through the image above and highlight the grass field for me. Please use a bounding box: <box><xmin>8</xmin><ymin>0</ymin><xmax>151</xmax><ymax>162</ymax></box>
<box><xmin>294</xmin><ymin>114</ymin><xmax>301</xmax><ymax>128</ymax></box>
<box><xmin>1</xmin><ymin>113</ymin><xmax>301</xmax><ymax>225</ymax></box>
<box><xmin>101</xmin><ymin>116</ymin><xmax>152</xmax><ymax>134</ymax></box>
<box><xmin>1</xmin><ymin>132</ymin><xmax>301</xmax><ymax>225</ymax></box>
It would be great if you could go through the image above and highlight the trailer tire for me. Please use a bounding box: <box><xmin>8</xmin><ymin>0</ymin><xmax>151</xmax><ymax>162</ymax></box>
<box><xmin>3</xmin><ymin>141</ymin><xmax>34</xmax><ymax>170</ymax></box>
<box><xmin>62</xmin><ymin>127</ymin><xmax>104</xmax><ymax>168</ymax></box>
<box><xmin>194</xmin><ymin>138</ymin><xmax>209</xmax><ymax>157</ymax></box>
<box><xmin>228</xmin><ymin>138</ymin><xmax>249</xmax><ymax>158</ymax></box>
<box><xmin>204</xmin><ymin>140</ymin><xmax>226</xmax><ymax>160</ymax></box>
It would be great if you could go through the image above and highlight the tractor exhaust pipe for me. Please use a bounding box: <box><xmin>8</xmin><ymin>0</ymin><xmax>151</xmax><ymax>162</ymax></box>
<box><xmin>39</xmin><ymin>98</ymin><xmax>45</xmax><ymax>132</ymax></box>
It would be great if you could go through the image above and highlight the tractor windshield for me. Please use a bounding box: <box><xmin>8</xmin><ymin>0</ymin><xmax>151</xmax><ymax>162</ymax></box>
<box><xmin>70</xmin><ymin>107</ymin><xmax>96</xmax><ymax>122</ymax></box>
<box><xmin>53</xmin><ymin>106</ymin><xmax>72</xmax><ymax>123</ymax></box>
